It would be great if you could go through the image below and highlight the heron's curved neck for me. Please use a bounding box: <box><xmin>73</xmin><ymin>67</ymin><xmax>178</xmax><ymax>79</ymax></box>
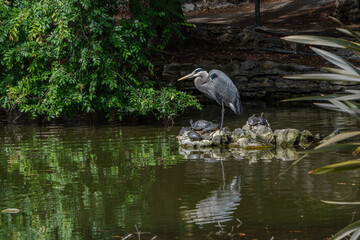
<box><xmin>194</xmin><ymin>72</ymin><xmax>209</xmax><ymax>87</ymax></box>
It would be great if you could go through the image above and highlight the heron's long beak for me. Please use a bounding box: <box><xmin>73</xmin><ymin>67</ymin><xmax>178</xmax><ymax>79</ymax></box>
<box><xmin>178</xmin><ymin>73</ymin><xmax>195</xmax><ymax>81</ymax></box>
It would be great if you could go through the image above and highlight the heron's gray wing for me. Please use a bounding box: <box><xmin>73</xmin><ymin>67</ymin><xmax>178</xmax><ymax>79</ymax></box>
<box><xmin>195</xmin><ymin>75</ymin><xmax>222</xmax><ymax>105</ymax></box>
<box><xmin>209</xmin><ymin>69</ymin><xmax>242</xmax><ymax>114</ymax></box>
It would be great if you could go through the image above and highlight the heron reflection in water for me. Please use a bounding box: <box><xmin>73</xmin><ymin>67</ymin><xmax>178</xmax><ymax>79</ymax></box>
<box><xmin>178</xmin><ymin>68</ymin><xmax>242</xmax><ymax>129</ymax></box>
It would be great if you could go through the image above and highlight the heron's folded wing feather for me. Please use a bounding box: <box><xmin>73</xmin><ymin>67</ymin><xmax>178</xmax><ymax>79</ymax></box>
<box><xmin>209</xmin><ymin>69</ymin><xmax>242</xmax><ymax>113</ymax></box>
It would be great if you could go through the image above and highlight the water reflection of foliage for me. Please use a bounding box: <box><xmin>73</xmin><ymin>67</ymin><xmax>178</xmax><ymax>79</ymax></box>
<box><xmin>0</xmin><ymin>126</ymin><xmax>182</xmax><ymax>239</ymax></box>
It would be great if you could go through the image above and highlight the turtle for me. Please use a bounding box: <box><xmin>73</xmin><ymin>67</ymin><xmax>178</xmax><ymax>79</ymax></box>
<box><xmin>247</xmin><ymin>114</ymin><xmax>259</xmax><ymax>127</ymax></box>
<box><xmin>179</xmin><ymin>127</ymin><xmax>192</xmax><ymax>136</ymax></box>
<box><xmin>258</xmin><ymin>112</ymin><xmax>270</xmax><ymax>127</ymax></box>
<box><xmin>201</xmin><ymin>122</ymin><xmax>220</xmax><ymax>134</ymax></box>
<box><xmin>187</xmin><ymin>130</ymin><xmax>202</xmax><ymax>141</ymax></box>
<box><xmin>190</xmin><ymin>119</ymin><xmax>213</xmax><ymax>131</ymax></box>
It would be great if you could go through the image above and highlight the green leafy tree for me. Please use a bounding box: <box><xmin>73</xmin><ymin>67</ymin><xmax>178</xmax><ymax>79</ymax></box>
<box><xmin>0</xmin><ymin>0</ymin><xmax>200</xmax><ymax>122</ymax></box>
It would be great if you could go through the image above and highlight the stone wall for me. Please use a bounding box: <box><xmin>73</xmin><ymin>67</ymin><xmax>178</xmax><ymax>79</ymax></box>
<box><xmin>163</xmin><ymin>60</ymin><xmax>357</xmax><ymax>101</ymax></box>
<box><xmin>182</xmin><ymin>0</ymin><xmax>251</xmax><ymax>12</ymax></box>
<box><xmin>335</xmin><ymin>0</ymin><xmax>360</xmax><ymax>21</ymax></box>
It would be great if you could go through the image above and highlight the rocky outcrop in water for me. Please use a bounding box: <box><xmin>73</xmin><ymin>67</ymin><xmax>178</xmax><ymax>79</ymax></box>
<box><xmin>178</xmin><ymin>113</ymin><xmax>334</xmax><ymax>149</ymax></box>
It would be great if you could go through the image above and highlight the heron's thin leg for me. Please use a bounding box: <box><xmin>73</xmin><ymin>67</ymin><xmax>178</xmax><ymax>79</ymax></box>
<box><xmin>220</xmin><ymin>100</ymin><xmax>225</xmax><ymax>130</ymax></box>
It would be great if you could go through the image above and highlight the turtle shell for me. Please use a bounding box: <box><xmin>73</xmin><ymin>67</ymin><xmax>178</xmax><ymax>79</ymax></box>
<box><xmin>187</xmin><ymin>131</ymin><xmax>202</xmax><ymax>140</ymax></box>
<box><xmin>247</xmin><ymin>114</ymin><xmax>259</xmax><ymax>126</ymax></box>
<box><xmin>179</xmin><ymin>127</ymin><xmax>192</xmax><ymax>136</ymax></box>
<box><xmin>190</xmin><ymin>119</ymin><xmax>212</xmax><ymax>130</ymax></box>
<box><xmin>258</xmin><ymin>112</ymin><xmax>270</xmax><ymax>127</ymax></box>
<box><xmin>201</xmin><ymin>123</ymin><xmax>220</xmax><ymax>133</ymax></box>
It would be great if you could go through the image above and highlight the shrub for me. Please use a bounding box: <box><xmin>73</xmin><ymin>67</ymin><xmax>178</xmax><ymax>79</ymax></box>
<box><xmin>0</xmin><ymin>0</ymin><xmax>200</xmax><ymax>122</ymax></box>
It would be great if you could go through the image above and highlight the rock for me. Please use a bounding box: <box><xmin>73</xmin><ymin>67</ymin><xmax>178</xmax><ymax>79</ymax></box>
<box><xmin>233</xmin><ymin>138</ymin><xmax>269</xmax><ymax>148</ymax></box>
<box><xmin>299</xmin><ymin>130</ymin><xmax>314</xmax><ymax>149</ymax></box>
<box><xmin>231</xmin><ymin>128</ymin><xmax>248</xmax><ymax>140</ymax></box>
<box><xmin>252</xmin><ymin>126</ymin><xmax>275</xmax><ymax>144</ymax></box>
<box><xmin>217</xmin><ymin>33</ymin><xmax>233</xmax><ymax>43</ymax></box>
<box><xmin>231</xmin><ymin>147</ymin><xmax>274</xmax><ymax>162</ymax></box>
<box><xmin>230</xmin><ymin>123</ymin><xmax>275</xmax><ymax>148</ymax></box>
<box><xmin>182</xmin><ymin>3</ymin><xmax>195</xmax><ymax>12</ymax></box>
<box><xmin>275</xmin><ymin>146</ymin><xmax>299</xmax><ymax>161</ymax></box>
<box><xmin>211</xmin><ymin>128</ymin><xmax>232</xmax><ymax>145</ymax></box>
<box><xmin>274</xmin><ymin>129</ymin><xmax>301</xmax><ymax>147</ymax></box>
<box><xmin>240</xmin><ymin>59</ymin><xmax>257</xmax><ymax>71</ymax></box>
<box><xmin>248</xmin><ymin>77</ymin><xmax>274</xmax><ymax>88</ymax></box>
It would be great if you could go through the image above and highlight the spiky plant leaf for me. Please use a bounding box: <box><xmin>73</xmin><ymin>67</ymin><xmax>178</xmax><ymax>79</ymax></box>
<box><xmin>313</xmin><ymin>102</ymin><xmax>347</xmax><ymax>112</ymax></box>
<box><xmin>311</xmin><ymin>47</ymin><xmax>359</xmax><ymax>75</ymax></box>
<box><xmin>329</xmin><ymin>99</ymin><xmax>355</xmax><ymax>114</ymax></box>
<box><xmin>323</xmin><ymin>67</ymin><xmax>356</xmax><ymax>75</ymax></box>
<box><xmin>330</xmin><ymin>220</ymin><xmax>360</xmax><ymax>240</ymax></box>
<box><xmin>282</xmin><ymin>35</ymin><xmax>360</xmax><ymax>52</ymax></box>
<box><xmin>300</xmin><ymin>143</ymin><xmax>360</xmax><ymax>154</ymax></box>
<box><xmin>309</xmin><ymin>160</ymin><xmax>360</xmax><ymax>174</ymax></box>
<box><xmin>321</xmin><ymin>200</ymin><xmax>360</xmax><ymax>205</ymax></box>
<box><xmin>315</xmin><ymin>131</ymin><xmax>360</xmax><ymax>149</ymax></box>
<box><xmin>344</xmin><ymin>100</ymin><xmax>360</xmax><ymax>109</ymax></box>
<box><xmin>330</xmin><ymin>16</ymin><xmax>360</xmax><ymax>42</ymax></box>
<box><xmin>335</xmin><ymin>94</ymin><xmax>360</xmax><ymax>101</ymax></box>
<box><xmin>346</xmin><ymin>90</ymin><xmax>360</xmax><ymax>94</ymax></box>
<box><xmin>337</xmin><ymin>28</ymin><xmax>360</xmax><ymax>41</ymax></box>
<box><xmin>284</xmin><ymin>73</ymin><xmax>360</xmax><ymax>82</ymax></box>
<box><xmin>281</xmin><ymin>94</ymin><xmax>344</xmax><ymax>102</ymax></box>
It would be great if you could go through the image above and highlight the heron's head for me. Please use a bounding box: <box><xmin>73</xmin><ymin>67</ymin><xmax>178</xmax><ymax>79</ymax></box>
<box><xmin>178</xmin><ymin>68</ymin><xmax>207</xmax><ymax>81</ymax></box>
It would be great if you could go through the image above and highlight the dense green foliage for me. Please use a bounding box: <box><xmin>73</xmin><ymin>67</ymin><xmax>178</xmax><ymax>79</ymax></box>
<box><xmin>0</xmin><ymin>0</ymin><xmax>201</xmax><ymax>121</ymax></box>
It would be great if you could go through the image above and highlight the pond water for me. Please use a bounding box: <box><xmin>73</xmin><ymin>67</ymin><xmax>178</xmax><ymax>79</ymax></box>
<box><xmin>1</xmin><ymin>104</ymin><xmax>360</xmax><ymax>240</ymax></box>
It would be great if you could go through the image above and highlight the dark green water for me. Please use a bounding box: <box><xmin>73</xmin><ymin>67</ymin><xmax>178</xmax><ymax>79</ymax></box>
<box><xmin>1</xmin><ymin>105</ymin><xmax>360</xmax><ymax>240</ymax></box>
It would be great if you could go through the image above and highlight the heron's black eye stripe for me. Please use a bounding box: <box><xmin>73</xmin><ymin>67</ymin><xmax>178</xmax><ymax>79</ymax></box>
<box><xmin>210</xmin><ymin>73</ymin><xmax>218</xmax><ymax>79</ymax></box>
<box><xmin>194</xmin><ymin>68</ymin><xmax>206</xmax><ymax>73</ymax></box>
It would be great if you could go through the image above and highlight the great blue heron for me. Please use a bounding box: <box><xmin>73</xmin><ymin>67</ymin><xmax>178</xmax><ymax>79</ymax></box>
<box><xmin>178</xmin><ymin>68</ymin><xmax>242</xmax><ymax>129</ymax></box>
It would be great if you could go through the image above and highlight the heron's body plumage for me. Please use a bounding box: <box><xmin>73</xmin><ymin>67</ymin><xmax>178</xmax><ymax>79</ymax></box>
<box><xmin>194</xmin><ymin>69</ymin><xmax>242</xmax><ymax>114</ymax></box>
<box><xmin>178</xmin><ymin>68</ymin><xmax>242</xmax><ymax>129</ymax></box>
